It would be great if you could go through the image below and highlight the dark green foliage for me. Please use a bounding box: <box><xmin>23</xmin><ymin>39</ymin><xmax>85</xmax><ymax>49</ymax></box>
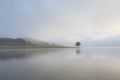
<box><xmin>0</xmin><ymin>38</ymin><xmax>33</xmax><ymax>46</ymax></box>
<box><xmin>75</xmin><ymin>42</ymin><xmax>81</xmax><ymax>47</ymax></box>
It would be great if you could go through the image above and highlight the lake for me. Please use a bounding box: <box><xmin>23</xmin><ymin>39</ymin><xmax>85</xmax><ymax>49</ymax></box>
<box><xmin>0</xmin><ymin>47</ymin><xmax>120</xmax><ymax>80</ymax></box>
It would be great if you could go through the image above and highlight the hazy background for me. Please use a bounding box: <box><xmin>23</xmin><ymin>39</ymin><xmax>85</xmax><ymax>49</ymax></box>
<box><xmin>0</xmin><ymin>0</ymin><xmax>120</xmax><ymax>46</ymax></box>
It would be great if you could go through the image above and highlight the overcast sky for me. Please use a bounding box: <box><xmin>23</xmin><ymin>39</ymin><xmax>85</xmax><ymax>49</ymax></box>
<box><xmin>0</xmin><ymin>0</ymin><xmax>120</xmax><ymax>45</ymax></box>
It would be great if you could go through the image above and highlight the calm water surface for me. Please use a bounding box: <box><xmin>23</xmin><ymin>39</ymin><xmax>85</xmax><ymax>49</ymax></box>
<box><xmin>0</xmin><ymin>47</ymin><xmax>120</xmax><ymax>80</ymax></box>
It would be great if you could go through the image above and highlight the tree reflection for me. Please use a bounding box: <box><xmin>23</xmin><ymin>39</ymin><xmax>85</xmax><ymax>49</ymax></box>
<box><xmin>76</xmin><ymin>48</ymin><xmax>81</xmax><ymax>54</ymax></box>
<box><xmin>0</xmin><ymin>49</ymin><xmax>60</xmax><ymax>61</ymax></box>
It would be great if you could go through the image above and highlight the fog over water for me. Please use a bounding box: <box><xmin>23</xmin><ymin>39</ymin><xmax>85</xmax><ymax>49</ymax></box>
<box><xmin>0</xmin><ymin>48</ymin><xmax>120</xmax><ymax>80</ymax></box>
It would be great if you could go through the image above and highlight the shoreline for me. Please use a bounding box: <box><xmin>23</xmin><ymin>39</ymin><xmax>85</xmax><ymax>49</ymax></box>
<box><xmin>0</xmin><ymin>46</ymin><xmax>74</xmax><ymax>49</ymax></box>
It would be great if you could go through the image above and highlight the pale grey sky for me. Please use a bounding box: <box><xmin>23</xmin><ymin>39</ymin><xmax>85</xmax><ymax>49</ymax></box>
<box><xmin>0</xmin><ymin>0</ymin><xmax>120</xmax><ymax>45</ymax></box>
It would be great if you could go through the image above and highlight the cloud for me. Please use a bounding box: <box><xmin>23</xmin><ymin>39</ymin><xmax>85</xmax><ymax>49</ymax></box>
<box><xmin>82</xmin><ymin>35</ymin><xmax>120</xmax><ymax>47</ymax></box>
<box><xmin>0</xmin><ymin>0</ymin><xmax>120</xmax><ymax>45</ymax></box>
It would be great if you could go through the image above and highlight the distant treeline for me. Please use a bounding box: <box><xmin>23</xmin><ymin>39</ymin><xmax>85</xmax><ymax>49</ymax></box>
<box><xmin>0</xmin><ymin>38</ymin><xmax>34</xmax><ymax>46</ymax></box>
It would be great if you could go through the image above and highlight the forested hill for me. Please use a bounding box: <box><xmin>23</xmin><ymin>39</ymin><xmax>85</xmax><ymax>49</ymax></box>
<box><xmin>0</xmin><ymin>38</ymin><xmax>33</xmax><ymax>46</ymax></box>
<box><xmin>0</xmin><ymin>38</ymin><xmax>64</xmax><ymax>47</ymax></box>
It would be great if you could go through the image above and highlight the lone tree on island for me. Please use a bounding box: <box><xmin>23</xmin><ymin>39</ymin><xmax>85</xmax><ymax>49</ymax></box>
<box><xmin>75</xmin><ymin>42</ymin><xmax>81</xmax><ymax>47</ymax></box>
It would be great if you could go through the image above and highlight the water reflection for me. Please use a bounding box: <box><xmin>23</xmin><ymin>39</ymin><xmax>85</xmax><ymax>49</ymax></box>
<box><xmin>0</xmin><ymin>49</ymin><xmax>61</xmax><ymax>61</ymax></box>
<box><xmin>76</xmin><ymin>48</ymin><xmax>81</xmax><ymax>54</ymax></box>
<box><xmin>0</xmin><ymin>48</ymin><xmax>120</xmax><ymax>80</ymax></box>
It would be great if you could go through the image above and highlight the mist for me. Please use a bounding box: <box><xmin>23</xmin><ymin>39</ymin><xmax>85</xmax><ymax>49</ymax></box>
<box><xmin>0</xmin><ymin>0</ymin><xmax>120</xmax><ymax>46</ymax></box>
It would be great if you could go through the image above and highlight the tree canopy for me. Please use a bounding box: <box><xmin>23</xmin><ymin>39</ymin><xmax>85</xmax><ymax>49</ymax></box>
<box><xmin>0</xmin><ymin>38</ymin><xmax>33</xmax><ymax>46</ymax></box>
<box><xmin>75</xmin><ymin>42</ymin><xmax>81</xmax><ymax>47</ymax></box>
